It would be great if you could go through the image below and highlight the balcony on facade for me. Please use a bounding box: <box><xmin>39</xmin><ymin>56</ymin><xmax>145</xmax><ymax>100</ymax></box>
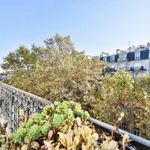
<box><xmin>100</xmin><ymin>48</ymin><xmax>150</xmax><ymax>63</ymax></box>
<box><xmin>100</xmin><ymin>43</ymin><xmax>150</xmax><ymax>76</ymax></box>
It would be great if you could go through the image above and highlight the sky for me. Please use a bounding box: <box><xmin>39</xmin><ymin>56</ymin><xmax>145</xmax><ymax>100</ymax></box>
<box><xmin>1</xmin><ymin>0</ymin><xmax>150</xmax><ymax>72</ymax></box>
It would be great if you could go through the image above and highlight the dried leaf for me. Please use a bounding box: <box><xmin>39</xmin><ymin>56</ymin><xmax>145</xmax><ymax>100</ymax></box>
<box><xmin>48</xmin><ymin>130</ymin><xmax>53</xmax><ymax>140</ymax></box>
<box><xmin>58</xmin><ymin>132</ymin><xmax>67</xmax><ymax>147</ymax></box>
<box><xmin>31</xmin><ymin>141</ymin><xmax>40</xmax><ymax>150</ymax></box>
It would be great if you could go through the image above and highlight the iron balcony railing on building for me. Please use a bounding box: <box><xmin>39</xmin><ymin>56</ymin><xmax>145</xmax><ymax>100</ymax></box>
<box><xmin>0</xmin><ymin>82</ymin><xmax>150</xmax><ymax>150</ymax></box>
<box><xmin>127</xmin><ymin>66</ymin><xmax>147</xmax><ymax>72</ymax></box>
<box><xmin>102</xmin><ymin>66</ymin><xmax>147</xmax><ymax>75</ymax></box>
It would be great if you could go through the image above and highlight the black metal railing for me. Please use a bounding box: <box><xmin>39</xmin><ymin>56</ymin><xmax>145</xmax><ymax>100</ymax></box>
<box><xmin>0</xmin><ymin>81</ymin><xmax>150</xmax><ymax>149</ymax></box>
<box><xmin>0</xmin><ymin>82</ymin><xmax>51</xmax><ymax>132</ymax></box>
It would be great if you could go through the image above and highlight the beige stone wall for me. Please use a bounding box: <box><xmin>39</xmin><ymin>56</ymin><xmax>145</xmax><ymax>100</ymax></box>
<box><xmin>111</xmin><ymin>59</ymin><xmax>150</xmax><ymax>77</ymax></box>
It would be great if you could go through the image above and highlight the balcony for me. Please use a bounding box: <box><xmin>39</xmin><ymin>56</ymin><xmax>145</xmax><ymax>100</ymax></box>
<box><xmin>127</xmin><ymin>66</ymin><xmax>147</xmax><ymax>72</ymax></box>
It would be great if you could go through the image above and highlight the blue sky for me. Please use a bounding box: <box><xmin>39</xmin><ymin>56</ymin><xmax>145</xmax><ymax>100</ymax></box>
<box><xmin>1</xmin><ymin>0</ymin><xmax>150</xmax><ymax>71</ymax></box>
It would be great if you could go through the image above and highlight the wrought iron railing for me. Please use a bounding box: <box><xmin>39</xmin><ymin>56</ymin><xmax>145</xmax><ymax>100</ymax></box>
<box><xmin>0</xmin><ymin>82</ymin><xmax>51</xmax><ymax>132</ymax></box>
<box><xmin>0</xmin><ymin>81</ymin><xmax>150</xmax><ymax>149</ymax></box>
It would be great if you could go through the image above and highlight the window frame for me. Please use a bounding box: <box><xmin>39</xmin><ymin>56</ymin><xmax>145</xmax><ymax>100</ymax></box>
<box><xmin>135</xmin><ymin>51</ymin><xmax>140</xmax><ymax>60</ymax></box>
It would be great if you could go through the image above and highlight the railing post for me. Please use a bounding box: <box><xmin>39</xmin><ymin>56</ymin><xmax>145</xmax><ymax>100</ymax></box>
<box><xmin>11</xmin><ymin>92</ymin><xmax>15</xmax><ymax>132</ymax></box>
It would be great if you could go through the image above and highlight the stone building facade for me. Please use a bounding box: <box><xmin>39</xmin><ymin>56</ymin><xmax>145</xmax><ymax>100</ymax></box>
<box><xmin>100</xmin><ymin>43</ymin><xmax>150</xmax><ymax>78</ymax></box>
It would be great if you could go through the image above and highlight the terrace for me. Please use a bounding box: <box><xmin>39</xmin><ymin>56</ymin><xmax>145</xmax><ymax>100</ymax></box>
<box><xmin>0</xmin><ymin>81</ymin><xmax>150</xmax><ymax>149</ymax></box>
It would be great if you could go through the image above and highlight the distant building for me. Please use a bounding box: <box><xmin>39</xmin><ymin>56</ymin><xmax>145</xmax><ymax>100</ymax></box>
<box><xmin>100</xmin><ymin>43</ymin><xmax>150</xmax><ymax>78</ymax></box>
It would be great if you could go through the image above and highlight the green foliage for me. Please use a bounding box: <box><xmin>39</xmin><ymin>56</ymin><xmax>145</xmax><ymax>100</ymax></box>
<box><xmin>11</xmin><ymin>128</ymin><xmax>26</xmax><ymax>144</ymax></box>
<box><xmin>53</xmin><ymin>114</ymin><xmax>65</xmax><ymax>127</ymax></box>
<box><xmin>43</xmin><ymin>104</ymin><xmax>54</xmax><ymax>115</ymax></box>
<box><xmin>34</xmin><ymin>113</ymin><xmax>46</xmax><ymax>123</ymax></box>
<box><xmin>52</xmin><ymin>101</ymin><xmax>88</xmax><ymax>128</ymax></box>
<box><xmin>95</xmin><ymin>71</ymin><xmax>150</xmax><ymax>138</ymax></box>
<box><xmin>74</xmin><ymin>102</ymin><xmax>83</xmax><ymax>114</ymax></box>
<box><xmin>83</xmin><ymin>111</ymin><xmax>90</xmax><ymax>120</ymax></box>
<box><xmin>25</xmin><ymin>119</ymin><xmax>33</xmax><ymax>129</ymax></box>
<box><xmin>0</xmin><ymin>100</ymin><xmax>135</xmax><ymax>150</ymax></box>
<box><xmin>2</xmin><ymin>34</ymin><xmax>104</xmax><ymax>105</ymax></box>
<box><xmin>0</xmin><ymin>136</ymin><xmax>5</xmax><ymax>146</ymax></box>
<box><xmin>7</xmin><ymin>100</ymin><xmax>90</xmax><ymax>149</ymax></box>
<box><xmin>27</xmin><ymin>125</ymin><xmax>41</xmax><ymax>141</ymax></box>
<box><xmin>41</xmin><ymin>123</ymin><xmax>52</xmax><ymax>136</ymax></box>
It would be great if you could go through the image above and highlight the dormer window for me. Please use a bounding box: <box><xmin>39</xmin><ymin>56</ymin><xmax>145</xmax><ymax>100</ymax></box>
<box><xmin>118</xmin><ymin>53</ymin><xmax>127</xmax><ymax>61</ymax></box>
<box><xmin>135</xmin><ymin>51</ymin><xmax>140</xmax><ymax>60</ymax></box>
<box><xmin>110</xmin><ymin>55</ymin><xmax>115</xmax><ymax>63</ymax></box>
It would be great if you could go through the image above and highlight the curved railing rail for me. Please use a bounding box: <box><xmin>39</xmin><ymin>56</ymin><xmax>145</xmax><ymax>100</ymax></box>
<box><xmin>0</xmin><ymin>81</ymin><xmax>150</xmax><ymax>149</ymax></box>
<box><xmin>89</xmin><ymin>117</ymin><xmax>150</xmax><ymax>150</ymax></box>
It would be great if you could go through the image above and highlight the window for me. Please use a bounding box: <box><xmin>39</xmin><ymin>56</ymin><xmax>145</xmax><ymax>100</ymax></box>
<box><xmin>118</xmin><ymin>54</ymin><xmax>127</xmax><ymax>61</ymax></box>
<box><xmin>135</xmin><ymin>51</ymin><xmax>140</xmax><ymax>60</ymax></box>
<box><xmin>103</xmin><ymin>56</ymin><xmax>107</xmax><ymax>62</ymax></box>
<box><xmin>141</xmin><ymin>49</ymin><xmax>149</xmax><ymax>59</ymax></box>
<box><xmin>110</xmin><ymin>55</ymin><xmax>115</xmax><ymax>63</ymax></box>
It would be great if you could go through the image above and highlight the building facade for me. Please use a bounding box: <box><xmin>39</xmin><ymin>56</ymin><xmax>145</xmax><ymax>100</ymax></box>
<box><xmin>100</xmin><ymin>43</ymin><xmax>150</xmax><ymax>78</ymax></box>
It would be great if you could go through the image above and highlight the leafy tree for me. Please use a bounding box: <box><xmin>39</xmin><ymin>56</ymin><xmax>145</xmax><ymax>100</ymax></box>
<box><xmin>1</xmin><ymin>34</ymin><xmax>105</xmax><ymax>109</ymax></box>
<box><xmin>2</xmin><ymin>46</ymin><xmax>37</xmax><ymax>71</ymax></box>
<box><xmin>94</xmin><ymin>71</ymin><xmax>150</xmax><ymax>138</ymax></box>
